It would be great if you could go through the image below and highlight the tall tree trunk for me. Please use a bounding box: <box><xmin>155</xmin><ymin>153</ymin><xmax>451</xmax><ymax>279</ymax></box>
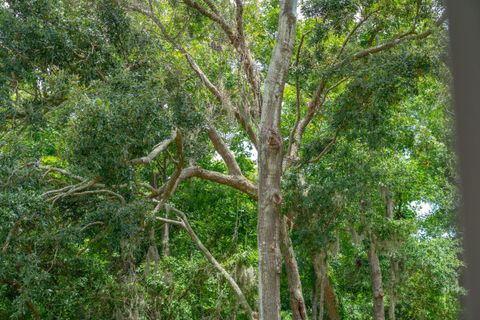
<box><xmin>257</xmin><ymin>1</ymin><xmax>297</xmax><ymax>319</ymax></box>
<box><xmin>368</xmin><ymin>238</ymin><xmax>385</xmax><ymax>320</ymax></box>
<box><xmin>280</xmin><ymin>216</ymin><xmax>308</xmax><ymax>320</ymax></box>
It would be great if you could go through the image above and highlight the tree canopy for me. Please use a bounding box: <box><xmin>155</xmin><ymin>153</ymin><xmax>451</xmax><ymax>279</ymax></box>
<box><xmin>0</xmin><ymin>0</ymin><xmax>462</xmax><ymax>319</ymax></box>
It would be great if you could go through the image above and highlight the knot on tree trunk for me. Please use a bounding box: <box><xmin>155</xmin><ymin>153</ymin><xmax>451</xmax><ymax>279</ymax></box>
<box><xmin>272</xmin><ymin>191</ymin><xmax>283</xmax><ymax>205</ymax></box>
<box><xmin>266</xmin><ymin>128</ymin><xmax>283</xmax><ymax>150</ymax></box>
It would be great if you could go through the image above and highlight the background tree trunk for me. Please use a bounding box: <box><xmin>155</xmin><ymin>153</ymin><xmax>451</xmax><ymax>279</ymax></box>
<box><xmin>368</xmin><ymin>239</ymin><xmax>385</xmax><ymax>320</ymax></box>
<box><xmin>280</xmin><ymin>216</ymin><xmax>308</xmax><ymax>320</ymax></box>
<box><xmin>313</xmin><ymin>252</ymin><xmax>341</xmax><ymax>320</ymax></box>
<box><xmin>382</xmin><ymin>186</ymin><xmax>397</xmax><ymax>320</ymax></box>
<box><xmin>388</xmin><ymin>258</ymin><xmax>398</xmax><ymax>320</ymax></box>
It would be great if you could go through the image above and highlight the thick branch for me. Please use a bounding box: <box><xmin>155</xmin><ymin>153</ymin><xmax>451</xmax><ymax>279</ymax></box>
<box><xmin>129</xmin><ymin>129</ymin><xmax>177</xmax><ymax>165</ymax></box>
<box><xmin>179</xmin><ymin>166</ymin><xmax>257</xmax><ymax>199</ymax></box>
<box><xmin>207</xmin><ymin>127</ymin><xmax>242</xmax><ymax>176</ymax></box>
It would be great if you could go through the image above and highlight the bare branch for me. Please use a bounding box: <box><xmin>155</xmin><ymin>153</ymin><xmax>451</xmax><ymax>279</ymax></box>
<box><xmin>41</xmin><ymin>172</ymin><xmax>126</xmax><ymax>204</ymax></box>
<box><xmin>129</xmin><ymin>129</ymin><xmax>177</xmax><ymax>165</ymax></box>
<box><xmin>42</xmin><ymin>179</ymin><xmax>97</xmax><ymax>199</ymax></box>
<box><xmin>80</xmin><ymin>221</ymin><xmax>104</xmax><ymax>232</ymax></box>
<box><xmin>286</xmin><ymin>81</ymin><xmax>326</xmax><ymax>166</ymax></box>
<box><xmin>183</xmin><ymin>0</ymin><xmax>234</xmax><ymax>40</ymax></box>
<box><xmin>234</xmin><ymin>0</ymin><xmax>244</xmax><ymax>38</ymax></box>
<box><xmin>156</xmin><ymin>216</ymin><xmax>185</xmax><ymax>227</ymax></box>
<box><xmin>150</xmin><ymin>165</ymin><xmax>257</xmax><ymax>200</ymax></box>
<box><xmin>280</xmin><ymin>215</ymin><xmax>308</xmax><ymax>320</ymax></box>
<box><xmin>288</xmin><ymin>32</ymin><xmax>309</xmax><ymax>156</ymax></box>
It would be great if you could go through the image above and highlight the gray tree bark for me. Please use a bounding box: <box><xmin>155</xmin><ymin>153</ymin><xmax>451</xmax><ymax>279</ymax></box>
<box><xmin>257</xmin><ymin>0</ymin><xmax>297</xmax><ymax>319</ymax></box>
<box><xmin>382</xmin><ymin>186</ymin><xmax>397</xmax><ymax>320</ymax></box>
<box><xmin>368</xmin><ymin>238</ymin><xmax>385</xmax><ymax>320</ymax></box>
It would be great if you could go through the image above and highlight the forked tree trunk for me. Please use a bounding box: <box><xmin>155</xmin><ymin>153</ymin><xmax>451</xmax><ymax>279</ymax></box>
<box><xmin>257</xmin><ymin>0</ymin><xmax>297</xmax><ymax>319</ymax></box>
<box><xmin>368</xmin><ymin>239</ymin><xmax>385</xmax><ymax>320</ymax></box>
<box><xmin>280</xmin><ymin>216</ymin><xmax>308</xmax><ymax>320</ymax></box>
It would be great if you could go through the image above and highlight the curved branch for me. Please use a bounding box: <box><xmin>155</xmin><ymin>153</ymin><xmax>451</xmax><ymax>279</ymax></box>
<box><xmin>180</xmin><ymin>166</ymin><xmax>258</xmax><ymax>199</ymax></box>
<box><xmin>164</xmin><ymin>204</ymin><xmax>257</xmax><ymax>320</ymax></box>
<box><xmin>332</xmin><ymin>10</ymin><xmax>377</xmax><ymax>64</ymax></box>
